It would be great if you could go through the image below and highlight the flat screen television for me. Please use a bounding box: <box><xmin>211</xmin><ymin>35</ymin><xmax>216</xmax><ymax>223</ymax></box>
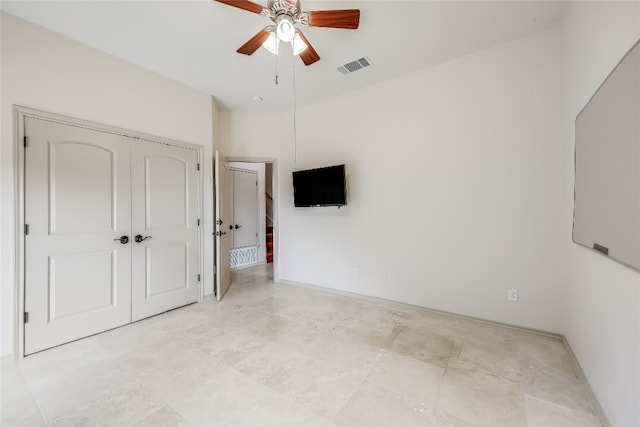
<box><xmin>292</xmin><ymin>164</ymin><xmax>347</xmax><ymax>207</ymax></box>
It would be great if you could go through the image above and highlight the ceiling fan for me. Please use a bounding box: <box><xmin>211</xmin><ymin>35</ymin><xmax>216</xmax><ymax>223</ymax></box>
<box><xmin>215</xmin><ymin>0</ymin><xmax>360</xmax><ymax>66</ymax></box>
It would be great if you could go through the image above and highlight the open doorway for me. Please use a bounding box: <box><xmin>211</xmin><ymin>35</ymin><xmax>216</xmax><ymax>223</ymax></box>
<box><xmin>265</xmin><ymin>163</ymin><xmax>274</xmax><ymax>264</ymax></box>
<box><xmin>227</xmin><ymin>161</ymin><xmax>275</xmax><ymax>270</ymax></box>
<box><xmin>214</xmin><ymin>154</ymin><xmax>277</xmax><ymax>300</ymax></box>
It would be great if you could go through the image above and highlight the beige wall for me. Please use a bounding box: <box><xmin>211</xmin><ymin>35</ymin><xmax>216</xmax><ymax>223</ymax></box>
<box><xmin>0</xmin><ymin>12</ymin><xmax>215</xmax><ymax>356</ymax></box>
<box><xmin>219</xmin><ymin>109</ymin><xmax>282</xmax><ymax>159</ymax></box>
<box><xmin>223</xmin><ymin>27</ymin><xmax>567</xmax><ymax>333</ymax></box>
<box><xmin>220</xmin><ymin>17</ymin><xmax>640</xmax><ymax>424</ymax></box>
<box><xmin>3</xmin><ymin>5</ymin><xmax>639</xmax><ymax>425</ymax></box>
<box><xmin>563</xmin><ymin>2</ymin><xmax>640</xmax><ymax>426</ymax></box>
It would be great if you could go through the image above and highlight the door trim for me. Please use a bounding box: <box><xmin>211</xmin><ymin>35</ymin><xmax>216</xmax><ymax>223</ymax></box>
<box><xmin>13</xmin><ymin>105</ymin><xmax>204</xmax><ymax>359</ymax></box>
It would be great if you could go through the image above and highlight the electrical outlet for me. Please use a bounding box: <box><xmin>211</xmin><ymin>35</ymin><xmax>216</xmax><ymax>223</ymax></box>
<box><xmin>508</xmin><ymin>288</ymin><xmax>518</xmax><ymax>302</ymax></box>
<box><xmin>352</xmin><ymin>267</ymin><xmax>359</xmax><ymax>277</ymax></box>
<box><xmin>381</xmin><ymin>271</ymin><xmax>387</xmax><ymax>280</ymax></box>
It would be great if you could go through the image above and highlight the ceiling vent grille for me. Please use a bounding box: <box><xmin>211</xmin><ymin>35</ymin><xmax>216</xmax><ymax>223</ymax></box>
<box><xmin>337</xmin><ymin>56</ymin><xmax>372</xmax><ymax>75</ymax></box>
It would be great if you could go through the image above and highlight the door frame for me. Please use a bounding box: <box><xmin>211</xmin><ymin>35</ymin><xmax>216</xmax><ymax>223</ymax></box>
<box><xmin>13</xmin><ymin>106</ymin><xmax>205</xmax><ymax>359</ymax></box>
<box><xmin>225</xmin><ymin>157</ymin><xmax>279</xmax><ymax>283</ymax></box>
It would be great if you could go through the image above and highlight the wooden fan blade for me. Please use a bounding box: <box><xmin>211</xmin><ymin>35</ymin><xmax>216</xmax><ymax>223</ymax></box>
<box><xmin>297</xmin><ymin>31</ymin><xmax>320</xmax><ymax>66</ymax></box>
<box><xmin>237</xmin><ymin>28</ymin><xmax>270</xmax><ymax>55</ymax></box>
<box><xmin>307</xmin><ymin>9</ymin><xmax>360</xmax><ymax>29</ymax></box>
<box><xmin>214</xmin><ymin>0</ymin><xmax>265</xmax><ymax>15</ymax></box>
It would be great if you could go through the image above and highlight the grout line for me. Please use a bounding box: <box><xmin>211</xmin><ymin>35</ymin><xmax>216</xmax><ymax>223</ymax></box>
<box><xmin>276</xmin><ymin>277</ymin><xmax>610</xmax><ymax>426</ymax></box>
<box><xmin>561</xmin><ymin>336</ymin><xmax>610</xmax><ymax>427</ymax></box>
<box><xmin>276</xmin><ymin>278</ymin><xmax>563</xmax><ymax>340</ymax></box>
<box><xmin>10</xmin><ymin>359</ymin><xmax>51</xmax><ymax>426</ymax></box>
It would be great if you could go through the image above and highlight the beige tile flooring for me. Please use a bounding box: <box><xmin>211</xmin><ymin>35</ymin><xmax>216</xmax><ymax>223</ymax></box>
<box><xmin>2</xmin><ymin>265</ymin><xmax>601</xmax><ymax>426</ymax></box>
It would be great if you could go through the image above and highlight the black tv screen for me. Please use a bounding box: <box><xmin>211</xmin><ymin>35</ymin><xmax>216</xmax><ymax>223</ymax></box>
<box><xmin>292</xmin><ymin>164</ymin><xmax>347</xmax><ymax>207</ymax></box>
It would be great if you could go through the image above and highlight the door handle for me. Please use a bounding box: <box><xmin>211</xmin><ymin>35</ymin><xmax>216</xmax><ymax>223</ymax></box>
<box><xmin>114</xmin><ymin>235</ymin><xmax>129</xmax><ymax>244</ymax></box>
<box><xmin>134</xmin><ymin>235</ymin><xmax>152</xmax><ymax>243</ymax></box>
<box><xmin>215</xmin><ymin>231</ymin><xmax>227</xmax><ymax>237</ymax></box>
<box><xmin>235</xmin><ymin>224</ymin><xmax>242</xmax><ymax>229</ymax></box>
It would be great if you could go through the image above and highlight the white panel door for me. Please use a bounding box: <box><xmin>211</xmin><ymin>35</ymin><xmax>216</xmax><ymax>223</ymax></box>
<box><xmin>24</xmin><ymin>118</ymin><xmax>132</xmax><ymax>355</ymax></box>
<box><xmin>231</xmin><ymin>169</ymin><xmax>258</xmax><ymax>249</ymax></box>
<box><xmin>131</xmin><ymin>141</ymin><xmax>200</xmax><ymax>321</ymax></box>
<box><xmin>215</xmin><ymin>150</ymin><xmax>232</xmax><ymax>300</ymax></box>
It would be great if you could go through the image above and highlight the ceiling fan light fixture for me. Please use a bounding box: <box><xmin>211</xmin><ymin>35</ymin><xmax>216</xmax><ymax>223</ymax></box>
<box><xmin>262</xmin><ymin>27</ymin><xmax>279</xmax><ymax>54</ymax></box>
<box><xmin>292</xmin><ymin>31</ymin><xmax>308</xmax><ymax>55</ymax></box>
<box><xmin>215</xmin><ymin>0</ymin><xmax>361</xmax><ymax>66</ymax></box>
<box><xmin>276</xmin><ymin>16</ymin><xmax>295</xmax><ymax>42</ymax></box>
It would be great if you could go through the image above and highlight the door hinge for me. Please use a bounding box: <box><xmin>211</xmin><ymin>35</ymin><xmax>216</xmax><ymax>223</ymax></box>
<box><xmin>197</xmin><ymin>163</ymin><xmax>200</xmax><ymax>171</ymax></box>
<box><xmin>24</xmin><ymin>312</ymin><xmax>29</xmax><ymax>323</ymax></box>
<box><xmin>197</xmin><ymin>274</ymin><xmax>201</xmax><ymax>282</ymax></box>
<box><xmin>197</xmin><ymin>219</ymin><xmax>200</xmax><ymax>226</ymax></box>
<box><xmin>23</xmin><ymin>136</ymin><xmax>28</xmax><ymax>147</ymax></box>
<box><xmin>24</xmin><ymin>224</ymin><xmax>29</xmax><ymax>235</ymax></box>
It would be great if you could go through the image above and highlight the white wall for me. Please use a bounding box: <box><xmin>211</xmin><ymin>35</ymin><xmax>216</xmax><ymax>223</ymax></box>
<box><xmin>5</xmin><ymin>5</ymin><xmax>638</xmax><ymax>423</ymax></box>
<box><xmin>219</xmin><ymin>110</ymin><xmax>282</xmax><ymax>159</ymax></box>
<box><xmin>563</xmin><ymin>2</ymin><xmax>640</xmax><ymax>426</ymax></box>
<box><xmin>223</xmin><ymin>27</ymin><xmax>568</xmax><ymax>333</ymax></box>
<box><xmin>217</xmin><ymin>13</ymin><xmax>640</xmax><ymax>424</ymax></box>
<box><xmin>0</xmin><ymin>12</ymin><xmax>215</xmax><ymax>357</ymax></box>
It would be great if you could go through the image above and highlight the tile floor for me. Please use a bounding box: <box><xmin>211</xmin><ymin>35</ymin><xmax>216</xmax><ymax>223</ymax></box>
<box><xmin>2</xmin><ymin>265</ymin><xmax>601</xmax><ymax>426</ymax></box>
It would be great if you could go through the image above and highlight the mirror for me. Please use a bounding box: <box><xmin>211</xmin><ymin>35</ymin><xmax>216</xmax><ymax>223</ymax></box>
<box><xmin>573</xmin><ymin>39</ymin><xmax>640</xmax><ymax>271</ymax></box>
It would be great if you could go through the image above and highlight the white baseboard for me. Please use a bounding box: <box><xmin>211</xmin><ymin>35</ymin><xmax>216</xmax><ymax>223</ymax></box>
<box><xmin>277</xmin><ymin>278</ymin><xmax>562</xmax><ymax>339</ymax></box>
<box><xmin>561</xmin><ymin>336</ymin><xmax>611</xmax><ymax>427</ymax></box>
<box><xmin>276</xmin><ymin>277</ymin><xmax>609</xmax><ymax>426</ymax></box>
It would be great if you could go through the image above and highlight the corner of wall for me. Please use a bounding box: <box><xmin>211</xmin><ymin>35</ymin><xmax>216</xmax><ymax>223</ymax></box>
<box><xmin>561</xmin><ymin>2</ymin><xmax>640</xmax><ymax>425</ymax></box>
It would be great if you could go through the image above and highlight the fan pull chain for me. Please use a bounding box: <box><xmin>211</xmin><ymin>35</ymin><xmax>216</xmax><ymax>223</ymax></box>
<box><xmin>293</xmin><ymin>54</ymin><xmax>297</xmax><ymax>163</ymax></box>
<box><xmin>275</xmin><ymin>49</ymin><xmax>279</xmax><ymax>85</ymax></box>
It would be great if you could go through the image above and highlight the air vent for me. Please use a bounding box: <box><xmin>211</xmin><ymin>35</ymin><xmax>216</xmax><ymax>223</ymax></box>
<box><xmin>337</xmin><ymin>56</ymin><xmax>372</xmax><ymax>75</ymax></box>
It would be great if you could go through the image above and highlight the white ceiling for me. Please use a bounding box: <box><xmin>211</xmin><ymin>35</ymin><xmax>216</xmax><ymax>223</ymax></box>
<box><xmin>1</xmin><ymin>0</ymin><xmax>567</xmax><ymax>112</ymax></box>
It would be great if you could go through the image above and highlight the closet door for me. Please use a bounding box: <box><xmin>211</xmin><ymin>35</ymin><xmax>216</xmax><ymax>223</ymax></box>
<box><xmin>130</xmin><ymin>140</ymin><xmax>200</xmax><ymax>321</ymax></box>
<box><xmin>24</xmin><ymin>118</ymin><xmax>132</xmax><ymax>355</ymax></box>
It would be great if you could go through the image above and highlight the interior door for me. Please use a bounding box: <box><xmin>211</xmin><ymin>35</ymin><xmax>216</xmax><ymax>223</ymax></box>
<box><xmin>214</xmin><ymin>150</ymin><xmax>232</xmax><ymax>300</ymax></box>
<box><xmin>130</xmin><ymin>140</ymin><xmax>200</xmax><ymax>321</ymax></box>
<box><xmin>231</xmin><ymin>169</ymin><xmax>259</xmax><ymax>249</ymax></box>
<box><xmin>24</xmin><ymin>118</ymin><xmax>132</xmax><ymax>355</ymax></box>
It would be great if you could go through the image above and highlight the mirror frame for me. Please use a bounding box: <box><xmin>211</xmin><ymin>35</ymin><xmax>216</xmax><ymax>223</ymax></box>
<box><xmin>572</xmin><ymin>40</ymin><xmax>640</xmax><ymax>271</ymax></box>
